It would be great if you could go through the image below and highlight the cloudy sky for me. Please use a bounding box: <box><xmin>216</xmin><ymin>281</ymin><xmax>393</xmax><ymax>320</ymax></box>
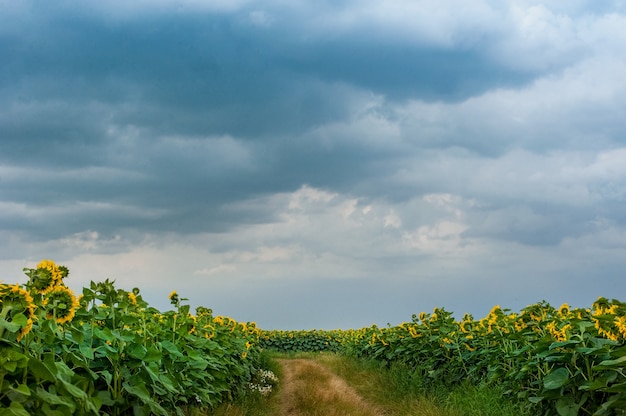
<box><xmin>2</xmin><ymin>1</ymin><xmax>626</xmax><ymax>329</ymax></box>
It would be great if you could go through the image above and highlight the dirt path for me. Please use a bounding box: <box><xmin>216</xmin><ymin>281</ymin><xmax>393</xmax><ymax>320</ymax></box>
<box><xmin>277</xmin><ymin>358</ymin><xmax>384</xmax><ymax>416</ymax></box>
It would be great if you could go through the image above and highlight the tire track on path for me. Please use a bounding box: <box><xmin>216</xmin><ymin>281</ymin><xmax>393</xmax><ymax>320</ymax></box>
<box><xmin>277</xmin><ymin>358</ymin><xmax>384</xmax><ymax>416</ymax></box>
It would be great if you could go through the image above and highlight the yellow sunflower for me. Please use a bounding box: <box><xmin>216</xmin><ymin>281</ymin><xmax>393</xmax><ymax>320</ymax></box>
<box><xmin>26</xmin><ymin>259</ymin><xmax>64</xmax><ymax>294</ymax></box>
<box><xmin>168</xmin><ymin>290</ymin><xmax>179</xmax><ymax>305</ymax></box>
<box><xmin>1</xmin><ymin>284</ymin><xmax>37</xmax><ymax>341</ymax></box>
<box><xmin>459</xmin><ymin>320</ymin><xmax>473</xmax><ymax>334</ymax></box>
<box><xmin>557</xmin><ymin>303</ymin><xmax>570</xmax><ymax>317</ymax></box>
<box><xmin>43</xmin><ymin>285</ymin><xmax>79</xmax><ymax>324</ymax></box>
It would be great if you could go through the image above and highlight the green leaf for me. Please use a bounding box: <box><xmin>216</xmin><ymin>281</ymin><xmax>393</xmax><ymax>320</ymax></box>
<box><xmin>142</xmin><ymin>363</ymin><xmax>180</xmax><ymax>394</ymax></box>
<box><xmin>581</xmin><ymin>371</ymin><xmax>617</xmax><ymax>391</ymax></box>
<box><xmin>603</xmin><ymin>381</ymin><xmax>626</xmax><ymax>393</ymax></box>
<box><xmin>53</xmin><ymin>361</ymin><xmax>75</xmax><ymax>381</ymax></box>
<box><xmin>3</xmin><ymin>359</ymin><xmax>18</xmax><ymax>372</ymax></box>
<box><xmin>595</xmin><ymin>355</ymin><xmax>626</xmax><ymax>370</ymax></box>
<box><xmin>69</xmin><ymin>327</ymin><xmax>85</xmax><ymax>344</ymax></box>
<box><xmin>123</xmin><ymin>380</ymin><xmax>168</xmax><ymax>415</ymax></box>
<box><xmin>59</xmin><ymin>378</ymin><xmax>88</xmax><ymax>400</ymax></box>
<box><xmin>544</xmin><ymin>368</ymin><xmax>570</xmax><ymax>390</ymax></box>
<box><xmin>0</xmin><ymin>317</ymin><xmax>21</xmax><ymax>333</ymax></box>
<box><xmin>160</xmin><ymin>340</ymin><xmax>184</xmax><ymax>358</ymax></box>
<box><xmin>549</xmin><ymin>340</ymin><xmax>580</xmax><ymax>350</ymax></box>
<box><xmin>123</xmin><ymin>380</ymin><xmax>152</xmax><ymax>403</ymax></box>
<box><xmin>128</xmin><ymin>343</ymin><xmax>147</xmax><ymax>360</ymax></box>
<box><xmin>556</xmin><ymin>396</ymin><xmax>582</xmax><ymax>416</ymax></box>
<box><xmin>143</xmin><ymin>347</ymin><xmax>162</xmax><ymax>362</ymax></box>
<box><xmin>96</xmin><ymin>390</ymin><xmax>116</xmax><ymax>406</ymax></box>
<box><xmin>28</xmin><ymin>358</ymin><xmax>57</xmax><ymax>383</ymax></box>
<box><xmin>79</xmin><ymin>343</ymin><xmax>95</xmax><ymax>360</ymax></box>
<box><xmin>1</xmin><ymin>401</ymin><xmax>30</xmax><ymax>416</ymax></box>
<box><xmin>34</xmin><ymin>387</ymin><xmax>76</xmax><ymax>411</ymax></box>
<box><xmin>10</xmin><ymin>383</ymin><xmax>31</xmax><ymax>397</ymax></box>
<box><xmin>99</xmin><ymin>370</ymin><xmax>113</xmax><ymax>387</ymax></box>
<box><xmin>93</xmin><ymin>327</ymin><xmax>115</xmax><ymax>342</ymax></box>
<box><xmin>12</xmin><ymin>313</ymin><xmax>28</xmax><ymax>327</ymax></box>
<box><xmin>58</xmin><ymin>379</ymin><xmax>99</xmax><ymax>413</ymax></box>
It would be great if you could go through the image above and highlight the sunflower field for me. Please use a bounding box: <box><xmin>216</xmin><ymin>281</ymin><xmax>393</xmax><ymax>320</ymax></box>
<box><xmin>262</xmin><ymin>301</ymin><xmax>626</xmax><ymax>415</ymax></box>
<box><xmin>4</xmin><ymin>260</ymin><xmax>626</xmax><ymax>415</ymax></box>
<box><xmin>0</xmin><ymin>260</ymin><xmax>260</xmax><ymax>416</ymax></box>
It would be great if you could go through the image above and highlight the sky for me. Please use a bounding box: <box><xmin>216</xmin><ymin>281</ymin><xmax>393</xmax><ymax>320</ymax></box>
<box><xmin>2</xmin><ymin>1</ymin><xmax>626</xmax><ymax>330</ymax></box>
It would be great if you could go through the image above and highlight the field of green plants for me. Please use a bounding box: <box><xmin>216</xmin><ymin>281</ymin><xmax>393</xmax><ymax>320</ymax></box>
<box><xmin>1</xmin><ymin>260</ymin><xmax>260</xmax><ymax>415</ymax></box>
<box><xmin>260</xmin><ymin>301</ymin><xmax>626</xmax><ymax>415</ymax></box>
<box><xmin>3</xmin><ymin>260</ymin><xmax>626</xmax><ymax>415</ymax></box>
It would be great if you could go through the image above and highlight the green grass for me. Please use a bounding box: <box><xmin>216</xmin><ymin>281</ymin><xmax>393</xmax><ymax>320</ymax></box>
<box><xmin>209</xmin><ymin>351</ymin><xmax>282</xmax><ymax>416</ymax></box>
<box><xmin>317</xmin><ymin>352</ymin><xmax>530</xmax><ymax>416</ymax></box>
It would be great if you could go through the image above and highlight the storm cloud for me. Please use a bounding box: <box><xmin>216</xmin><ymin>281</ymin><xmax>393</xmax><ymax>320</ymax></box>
<box><xmin>2</xmin><ymin>1</ymin><xmax>625</xmax><ymax>328</ymax></box>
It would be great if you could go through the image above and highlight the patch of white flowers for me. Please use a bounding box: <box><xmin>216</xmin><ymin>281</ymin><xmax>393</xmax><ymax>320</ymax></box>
<box><xmin>248</xmin><ymin>369</ymin><xmax>279</xmax><ymax>396</ymax></box>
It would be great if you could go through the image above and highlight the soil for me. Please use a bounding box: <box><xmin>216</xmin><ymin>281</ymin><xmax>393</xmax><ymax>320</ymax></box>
<box><xmin>277</xmin><ymin>358</ymin><xmax>384</xmax><ymax>416</ymax></box>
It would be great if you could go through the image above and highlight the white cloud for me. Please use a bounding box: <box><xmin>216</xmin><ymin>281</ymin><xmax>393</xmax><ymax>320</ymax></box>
<box><xmin>3</xmin><ymin>0</ymin><xmax>626</xmax><ymax>328</ymax></box>
<box><xmin>392</xmin><ymin>49</ymin><xmax>626</xmax><ymax>154</ymax></box>
<box><xmin>494</xmin><ymin>4</ymin><xmax>582</xmax><ymax>71</ymax></box>
<box><xmin>301</xmin><ymin>0</ymin><xmax>502</xmax><ymax>46</ymax></box>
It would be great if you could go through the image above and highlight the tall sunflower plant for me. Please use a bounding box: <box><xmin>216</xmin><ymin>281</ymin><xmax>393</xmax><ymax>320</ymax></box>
<box><xmin>1</xmin><ymin>260</ymin><xmax>262</xmax><ymax>416</ymax></box>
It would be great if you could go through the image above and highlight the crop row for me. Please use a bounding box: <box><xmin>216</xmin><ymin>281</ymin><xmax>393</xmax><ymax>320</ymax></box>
<box><xmin>262</xmin><ymin>301</ymin><xmax>626</xmax><ymax>415</ymax></box>
<box><xmin>1</xmin><ymin>260</ymin><xmax>260</xmax><ymax>416</ymax></box>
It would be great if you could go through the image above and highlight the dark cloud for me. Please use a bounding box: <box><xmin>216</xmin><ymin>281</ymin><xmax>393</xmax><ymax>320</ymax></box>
<box><xmin>2</xmin><ymin>1</ymin><xmax>626</xmax><ymax>328</ymax></box>
<box><xmin>285</xmin><ymin>41</ymin><xmax>534</xmax><ymax>102</ymax></box>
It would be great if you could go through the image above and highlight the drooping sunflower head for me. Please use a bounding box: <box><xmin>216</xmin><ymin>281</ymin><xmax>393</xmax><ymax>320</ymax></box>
<box><xmin>615</xmin><ymin>316</ymin><xmax>626</xmax><ymax>339</ymax></box>
<box><xmin>43</xmin><ymin>285</ymin><xmax>79</xmax><ymax>324</ymax></box>
<box><xmin>27</xmin><ymin>259</ymin><xmax>64</xmax><ymax>294</ymax></box>
<box><xmin>489</xmin><ymin>305</ymin><xmax>502</xmax><ymax>316</ymax></box>
<box><xmin>168</xmin><ymin>290</ymin><xmax>179</xmax><ymax>305</ymax></box>
<box><xmin>127</xmin><ymin>292</ymin><xmax>137</xmax><ymax>305</ymax></box>
<box><xmin>1</xmin><ymin>284</ymin><xmax>37</xmax><ymax>341</ymax></box>
<box><xmin>593</xmin><ymin>297</ymin><xmax>610</xmax><ymax>315</ymax></box>
<box><xmin>196</xmin><ymin>306</ymin><xmax>213</xmax><ymax>317</ymax></box>
<box><xmin>459</xmin><ymin>320</ymin><xmax>473</xmax><ymax>334</ymax></box>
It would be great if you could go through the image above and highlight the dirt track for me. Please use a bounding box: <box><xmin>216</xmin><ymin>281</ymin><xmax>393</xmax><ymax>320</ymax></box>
<box><xmin>277</xmin><ymin>358</ymin><xmax>383</xmax><ymax>416</ymax></box>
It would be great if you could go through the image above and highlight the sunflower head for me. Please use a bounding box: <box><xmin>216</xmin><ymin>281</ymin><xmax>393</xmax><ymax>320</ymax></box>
<box><xmin>43</xmin><ymin>286</ymin><xmax>79</xmax><ymax>324</ymax></box>
<box><xmin>168</xmin><ymin>290</ymin><xmax>179</xmax><ymax>305</ymax></box>
<box><xmin>593</xmin><ymin>297</ymin><xmax>610</xmax><ymax>315</ymax></box>
<box><xmin>1</xmin><ymin>284</ymin><xmax>37</xmax><ymax>341</ymax></box>
<box><xmin>558</xmin><ymin>303</ymin><xmax>570</xmax><ymax>318</ymax></box>
<box><xmin>459</xmin><ymin>320</ymin><xmax>473</xmax><ymax>334</ymax></box>
<box><xmin>25</xmin><ymin>259</ymin><xmax>66</xmax><ymax>294</ymax></box>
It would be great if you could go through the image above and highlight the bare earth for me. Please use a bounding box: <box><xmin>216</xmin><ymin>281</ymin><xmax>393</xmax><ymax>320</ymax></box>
<box><xmin>277</xmin><ymin>358</ymin><xmax>384</xmax><ymax>416</ymax></box>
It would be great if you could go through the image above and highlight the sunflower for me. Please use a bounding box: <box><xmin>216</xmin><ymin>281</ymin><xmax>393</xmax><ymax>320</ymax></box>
<box><xmin>459</xmin><ymin>320</ymin><xmax>473</xmax><ymax>334</ymax></box>
<box><xmin>557</xmin><ymin>303</ymin><xmax>570</xmax><ymax>317</ymax></box>
<box><xmin>592</xmin><ymin>297</ymin><xmax>610</xmax><ymax>315</ymax></box>
<box><xmin>26</xmin><ymin>259</ymin><xmax>64</xmax><ymax>294</ymax></box>
<box><xmin>43</xmin><ymin>285</ymin><xmax>79</xmax><ymax>324</ymax></box>
<box><xmin>127</xmin><ymin>292</ymin><xmax>137</xmax><ymax>305</ymax></box>
<box><xmin>18</xmin><ymin>318</ymin><xmax>34</xmax><ymax>342</ymax></box>
<box><xmin>615</xmin><ymin>316</ymin><xmax>626</xmax><ymax>339</ymax></box>
<box><xmin>168</xmin><ymin>290</ymin><xmax>179</xmax><ymax>305</ymax></box>
<box><xmin>593</xmin><ymin>316</ymin><xmax>619</xmax><ymax>342</ymax></box>
<box><xmin>1</xmin><ymin>284</ymin><xmax>37</xmax><ymax>341</ymax></box>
